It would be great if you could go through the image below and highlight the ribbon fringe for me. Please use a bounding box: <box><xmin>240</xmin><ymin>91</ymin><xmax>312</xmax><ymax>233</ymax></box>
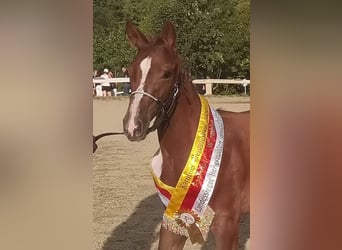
<box><xmin>162</xmin><ymin>206</ymin><xmax>215</xmax><ymax>243</ymax></box>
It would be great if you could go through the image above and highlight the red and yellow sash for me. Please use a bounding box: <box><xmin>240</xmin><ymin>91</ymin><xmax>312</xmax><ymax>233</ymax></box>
<box><xmin>151</xmin><ymin>95</ymin><xmax>224</xmax><ymax>244</ymax></box>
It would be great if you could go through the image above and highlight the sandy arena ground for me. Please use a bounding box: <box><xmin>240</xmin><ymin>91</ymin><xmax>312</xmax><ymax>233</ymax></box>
<box><xmin>93</xmin><ymin>95</ymin><xmax>250</xmax><ymax>250</ymax></box>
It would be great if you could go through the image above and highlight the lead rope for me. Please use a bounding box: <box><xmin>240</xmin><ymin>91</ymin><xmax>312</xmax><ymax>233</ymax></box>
<box><xmin>93</xmin><ymin>132</ymin><xmax>124</xmax><ymax>153</ymax></box>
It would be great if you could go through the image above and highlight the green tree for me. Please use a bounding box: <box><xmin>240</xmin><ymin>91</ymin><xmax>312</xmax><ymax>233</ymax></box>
<box><xmin>93</xmin><ymin>0</ymin><xmax>250</xmax><ymax>88</ymax></box>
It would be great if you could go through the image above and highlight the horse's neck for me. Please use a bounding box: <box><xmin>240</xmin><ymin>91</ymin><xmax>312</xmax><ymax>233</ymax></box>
<box><xmin>157</xmin><ymin>84</ymin><xmax>201</xmax><ymax>187</ymax></box>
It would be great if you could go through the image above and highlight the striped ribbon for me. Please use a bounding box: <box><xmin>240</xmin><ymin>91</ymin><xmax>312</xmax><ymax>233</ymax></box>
<box><xmin>151</xmin><ymin>95</ymin><xmax>224</xmax><ymax>244</ymax></box>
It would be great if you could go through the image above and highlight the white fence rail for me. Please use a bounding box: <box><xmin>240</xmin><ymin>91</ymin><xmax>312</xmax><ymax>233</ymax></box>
<box><xmin>93</xmin><ymin>77</ymin><xmax>130</xmax><ymax>96</ymax></box>
<box><xmin>93</xmin><ymin>77</ymin><xmax>250</xmax><ymax>96</ymax></box>
<box><xmin>93</xmin><ymin>77</ymin><xmax>130</xmax><ymax>84</ymax></box>
<box><xmin>192</xmin><ymin>79</ymin><xmax>250</xmax><ymax>95</ymax></box>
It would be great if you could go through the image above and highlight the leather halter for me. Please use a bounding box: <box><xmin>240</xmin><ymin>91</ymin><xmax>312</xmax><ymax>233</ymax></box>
<box><xmin>130</xmin><ymin>83</ymin><xmax>180</xmax><ymax>133</ymax></box>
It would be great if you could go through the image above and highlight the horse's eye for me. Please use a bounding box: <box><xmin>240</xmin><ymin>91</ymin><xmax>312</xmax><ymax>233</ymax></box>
<box><xmin>162</xmin><ymin>71</ymin><xmax>171</xmax><ymax>79</ymax></box>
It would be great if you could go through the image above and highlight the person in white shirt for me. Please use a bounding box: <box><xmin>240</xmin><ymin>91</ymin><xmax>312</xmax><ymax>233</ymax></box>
<box><xmin>100</xmin><ymin>68</ymin><xmax>112</xmax><ymax>96</ymax></box>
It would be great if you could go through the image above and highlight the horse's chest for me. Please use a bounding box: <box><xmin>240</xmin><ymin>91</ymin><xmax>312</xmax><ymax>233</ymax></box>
<box><xmin>151</xmin><ymin>149</ymin><xmax>163</xmax><ymax>177</ymax></box>
<box><xmin>152</xmin><ymin>148</ymin><xmax>180</xmax><ymax>186</ymax></box>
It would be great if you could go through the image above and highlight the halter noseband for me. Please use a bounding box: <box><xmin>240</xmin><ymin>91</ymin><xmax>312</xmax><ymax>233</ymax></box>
<box><xmin>130</xmin><ymin>83</ymin><xmax>180</xmax><ymax>133</ymax></box>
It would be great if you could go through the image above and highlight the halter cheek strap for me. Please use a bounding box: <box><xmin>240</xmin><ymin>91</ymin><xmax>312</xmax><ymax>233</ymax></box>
<box><xmin>130</xmin><ymin>90</ymin><xmax>160</xmax><ymax>103</ymax></box>
<box><xmin>130</xmin><ymin>83</ymin><xmax>180</xmax><ymax>133</ymax></box>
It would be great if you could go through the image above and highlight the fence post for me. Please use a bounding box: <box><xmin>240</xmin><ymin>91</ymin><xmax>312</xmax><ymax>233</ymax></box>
<box><xmin>242</xmin><ymin>79</ymin><xmax>248</xmax><ymax>95</ymax></box>
<box><xmin>205</xmin><ymin>81</ymin><xmax>212</xmax><ymax>95</ymax></box>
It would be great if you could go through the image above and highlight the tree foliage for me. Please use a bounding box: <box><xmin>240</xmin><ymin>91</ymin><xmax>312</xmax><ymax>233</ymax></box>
<box><xmin>93</xmin><ymin>0</ymin><xmax>250</xmax><ymax>80</ymax></box>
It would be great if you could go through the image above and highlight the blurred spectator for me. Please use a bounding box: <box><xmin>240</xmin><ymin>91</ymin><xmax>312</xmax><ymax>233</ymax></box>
<box><xmin>93</xmin><ymin>69</ymin><xmax>98</xmax><ymax>78</ymax></box>
<box><xmin>122</xmin><ymin>66</ymin><xmax>130</xmax><ymax>96</ymax></box>
<box><xmin>93</xmin><ymin>70</ymin><xmax>97</xmax><ymax>96</ymax></box>
<box><xmin>100</xmin><ymin>68</ymin><xmax>112</xmax><ymax>96</ymax></box>
<box><xmin>122</xmin><ymin>66</ymin><xmax>128</xmax><ymax>77</ymax></box>
<box><xmin>108</xmin><ymin>70</ymin><xmax>118</xmax><ymax>96</ymax></box>
<box><xmin>100</xmin><ymin>68</ymin><xmax>109</xmax><ymax>78</ymax></box>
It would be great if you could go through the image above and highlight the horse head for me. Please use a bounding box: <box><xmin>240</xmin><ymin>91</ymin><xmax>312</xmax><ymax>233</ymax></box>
<box><xmin>123</xmin><ymin>21</ymin><xmax>182</xmax><ymax>141</ymax></box>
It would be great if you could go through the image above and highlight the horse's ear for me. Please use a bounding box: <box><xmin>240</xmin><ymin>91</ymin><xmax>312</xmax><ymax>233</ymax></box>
<box><xmin>162</xmin><ymin>21</ymin><xmax>177</xmax><ymax>50</ymax></box>
<box><xmin>125</xmin><ymin>21</ymin><xmax>149</xmax><ymax>49</ymax></box>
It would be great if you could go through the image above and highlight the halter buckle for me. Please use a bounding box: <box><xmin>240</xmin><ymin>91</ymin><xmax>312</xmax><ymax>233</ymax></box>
<box><xmin>173</xmin><ymin>85</ymin><xmax>179</xmax><ymax>97</ymax></box>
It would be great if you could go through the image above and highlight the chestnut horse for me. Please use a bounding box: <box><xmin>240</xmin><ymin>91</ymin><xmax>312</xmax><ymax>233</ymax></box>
<box><xmin>123</xmin><ymin>21</ymin><xmax>249</xmax><ymax>250</ymax></box>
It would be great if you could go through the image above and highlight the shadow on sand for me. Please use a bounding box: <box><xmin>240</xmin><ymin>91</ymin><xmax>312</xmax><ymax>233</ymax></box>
<box><xmin>102</xmin><ymin>193</ymin><xmax>249</xmax><ymax>250</ymax></box>
<box><xmin>102</xmin><ymin>194</ymin><xmax>163</xmax><ymax>250</ymax></box>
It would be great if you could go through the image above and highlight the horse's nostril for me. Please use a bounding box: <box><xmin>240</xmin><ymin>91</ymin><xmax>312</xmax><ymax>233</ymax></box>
<box><xmin>123</xmin><ymin>117</ymin><xmax>146</xmax><ymax>141</ymax></box>
<box><xmin>134</xmin><ymin>120</ymin><xmax>143</xmax><ymax>137</ymax></box>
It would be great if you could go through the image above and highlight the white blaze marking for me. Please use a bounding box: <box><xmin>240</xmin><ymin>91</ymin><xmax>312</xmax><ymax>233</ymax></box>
<box><xmin>127</xmin><ymin>56</ymin><xmax>152</xmax><ymax>136</ymax></box>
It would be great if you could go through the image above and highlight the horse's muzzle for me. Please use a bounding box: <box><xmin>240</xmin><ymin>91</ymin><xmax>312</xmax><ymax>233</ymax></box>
<box><xmin>123</xmin><ymin>116</ymin><xmax>148</xmax><ymax>142</ymax></box>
